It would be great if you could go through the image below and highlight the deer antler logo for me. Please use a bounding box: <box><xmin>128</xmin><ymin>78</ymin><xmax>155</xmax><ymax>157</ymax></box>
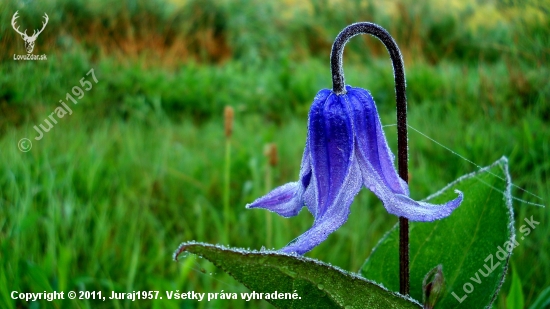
<box><xmin>11</xmin><ymin>11</ymin><xmax>49</xmax><ymax>54</ymax></box>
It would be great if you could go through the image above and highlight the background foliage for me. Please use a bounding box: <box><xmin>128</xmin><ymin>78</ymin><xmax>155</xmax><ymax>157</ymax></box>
<box><xmin>1</xmin><ymin>0</ymin><xmax>548</xmax><ymax>308</ymax></box>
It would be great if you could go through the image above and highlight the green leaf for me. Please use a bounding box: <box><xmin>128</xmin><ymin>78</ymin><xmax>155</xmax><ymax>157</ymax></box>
<box><xmin>528</xmin><ymin>286</ymin><xmax>550</xmax><ymax>309</ymax></box>
<box><xmin>174</xmin><ymin>242</ymin><xmax>421</xmax><ymax>309</ymax></box>
<box><xmin>506</xmin><ymin>265</ymin><xmax>524</xmax><ymax>309</ymax></box>
<box><xmin>361</xmin><ymin>157</ymin><xmax>514</xmax><ymax>308</ymax></box>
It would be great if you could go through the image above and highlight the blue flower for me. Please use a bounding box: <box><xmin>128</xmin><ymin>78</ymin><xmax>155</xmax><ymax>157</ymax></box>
<box><xmin>246</xmin><ymin>85</ymin><xmax>463</xmax><ymax>255</ymax></box>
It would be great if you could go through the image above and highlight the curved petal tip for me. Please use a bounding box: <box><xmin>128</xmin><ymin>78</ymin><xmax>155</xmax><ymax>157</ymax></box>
<box><xmin>390</xmin><ymin>190</ymin><xmax>463</xmax><ymax>222</ymax></box>
<box><xmin>246</xmin><ymin>182</ymin><xmax>304</xmax><ymax>218</ymax></box>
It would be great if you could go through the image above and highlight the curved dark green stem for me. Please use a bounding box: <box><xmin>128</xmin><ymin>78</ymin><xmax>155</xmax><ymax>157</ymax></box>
<box><xmin>330</xmin><ymin>22</ymin><xmax>410</xmax><ymax>295</ymax></box>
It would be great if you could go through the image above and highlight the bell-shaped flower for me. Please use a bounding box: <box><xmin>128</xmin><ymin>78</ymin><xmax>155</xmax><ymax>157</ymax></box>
<box><xmin>246</xmin><ymin>85</ymin><xmax>463</xmax><ymax>255</ymax></box>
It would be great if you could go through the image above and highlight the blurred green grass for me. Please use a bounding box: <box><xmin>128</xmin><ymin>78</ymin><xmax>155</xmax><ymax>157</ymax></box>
<box><xmin>0</xmin><ymin>0</ymin><xmax>549</xmax><ymax>308</ymax></box>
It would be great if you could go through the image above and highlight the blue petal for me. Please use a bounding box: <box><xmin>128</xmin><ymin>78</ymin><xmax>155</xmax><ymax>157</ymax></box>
<box><xmin>282</xmin><ymin>160</ymin><xmax>362</xmax><ymax>254</ymax></box>
<box><xmin>347</xmin><ymin>86</ymin><xmax>462</xmax><ymax>221</ymax></box>
<box><xmin>308</xmin><ymin>91</ymin><xmax>354</xmax><ymax>218</ymax></box>
<box><xmin>246</xmin><ymin>139</ymin><xmax>313</xmax><ymax>218</ymax></box>
<box><xmin>280</xmin><ymin>90</ymin><xmax>361</xmax><ymax>254</ymax></box>
<box><xmin>247</xmin><ymin>90</ymin><xmax>333</xmax><ymax>218</ymax></box>
<box><xmin>301</xmin><ymin>89</ymin><xmax>332</xmax><ymax>215</ymax></box>
<box><xmin>391</xmin><ymin>191</ymin><xmax>463</xmax><ymax>221</ymax></box>
<box><xmin>300</xmin><ymin>142</ymin><xmax>315</xmax><ymax>216</ymax></box>
<box><xmin>246</xmin><ymin>182</ymin><xmax>303</xmax><ymax>217</ymax></box>
<box><xmin>347</xmin><ymin>86</ymin><xmax>408</xmax><ymax>195</ymax></box>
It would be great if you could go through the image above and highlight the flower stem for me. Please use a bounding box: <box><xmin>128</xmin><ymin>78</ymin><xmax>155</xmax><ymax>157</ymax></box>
<box><xmin>223</xmin><ymin>106</ymin><xmax>234</xmax><ymax>244</ymax></box>
<box><xmin>265</xmin><ymin>164</ymin><xmax>273</xmax><ymax>249</ymax></box>
<box><xmin>399</xmin><ymin>217</ymin><xmax>410</xmax><ymax>295</ymax></box>
<box><xmin>330</xmin><ymin>22</ymin><xmax>410</xmax><ymax>295</ymax></box>
<box><xmin>223</xmin><ymin>138</ymin><xmax>231</xmax><ymax>244</ymax></box>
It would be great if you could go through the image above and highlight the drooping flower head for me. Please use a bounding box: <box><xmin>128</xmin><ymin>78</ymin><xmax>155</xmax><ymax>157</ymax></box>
<box><xmin>247</xmin><ymin>86</ymin><xmax>462</xmax><ymax>254</ymax></box>
<box><xmin>247</xmin><ymin>23</ymin><xmax>463</xmax><ymax>255</ymax></box>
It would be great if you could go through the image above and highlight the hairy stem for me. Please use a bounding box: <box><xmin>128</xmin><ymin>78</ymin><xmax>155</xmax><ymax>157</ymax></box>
<box><xmin>330</xmin><ymin>22</ymin><xmax>409</xmax><ymax>295</ymax></box>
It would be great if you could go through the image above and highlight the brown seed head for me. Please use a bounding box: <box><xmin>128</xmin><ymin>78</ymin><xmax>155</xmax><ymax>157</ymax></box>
<box><xmin>224</xmin><ymin>106</ymin><xmax>234</xmax><ymax>138</ymax></box>
<box><xmin>264</xmin><ymin>143</ymin><xmax>278</xmax><ymax>167</ymax></box>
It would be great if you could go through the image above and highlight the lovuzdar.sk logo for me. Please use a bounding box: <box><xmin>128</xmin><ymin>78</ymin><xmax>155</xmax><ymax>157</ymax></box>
<box><xmin>11</xmin><ymin>11</ymin><xmax>48</xmax><ymax>61</ymax></box>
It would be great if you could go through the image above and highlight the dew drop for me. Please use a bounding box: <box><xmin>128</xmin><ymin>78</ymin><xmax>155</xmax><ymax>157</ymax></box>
<box><xmin>258</xmin><ymin>256</ymin><xmax>268</xmax><ymax>264</ymax></box>
<box><xmin>317</xmin><ymin>283</ymin><xmax>324</xmax><ymax>290</ymax></box>
<box><xmin>280</xmin><ymin>266</ymin><xmax>297</xmax><ymax>278</ymax></box>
